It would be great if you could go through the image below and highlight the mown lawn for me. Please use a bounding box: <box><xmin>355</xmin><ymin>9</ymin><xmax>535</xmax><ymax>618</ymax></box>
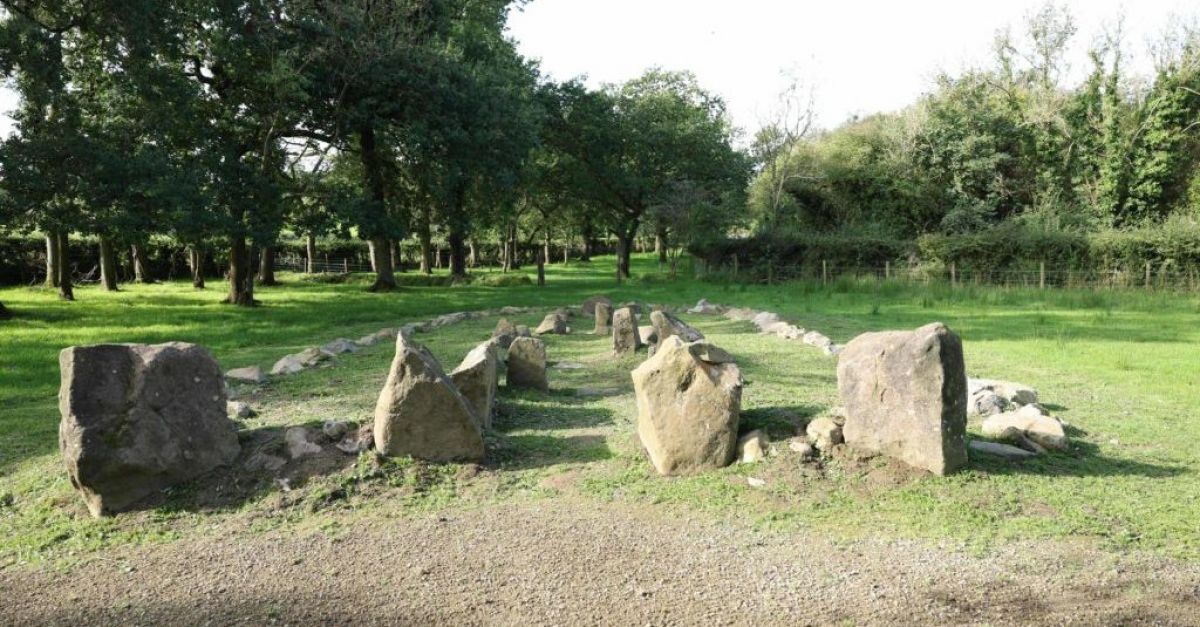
<box><xmin>1</xmin><ymin>254</ymin><xmax>1199</xmax><ymax>567</ymax></box>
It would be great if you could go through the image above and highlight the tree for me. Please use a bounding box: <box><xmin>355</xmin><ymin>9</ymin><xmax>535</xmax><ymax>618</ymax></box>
<box><xmin>545</xmin><ymin>70</ymin><xmax>745</xmax><ymax>278</ymax></box>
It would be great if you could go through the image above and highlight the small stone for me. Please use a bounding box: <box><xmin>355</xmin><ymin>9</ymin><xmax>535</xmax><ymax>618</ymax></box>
<box><xmin>322</xmin><ymin>420</ymin><xmax>349</xmax><ymax>440</ymax></box>
<box><xmin>737</xmin><ymin>430</ymin><xmax>768</xmax><ymax>463</ymax></box>
<box><xmin>226</xmin><ymin>401</ymin><xmax>255</xmax><ymax>419</ymax></box>
<box><xmin>534</xmin><ymin>313</ymin><xmax>569</xmax><ymax>335</ymax></box>
<box><xmin>686</xmin><ymin>298</ymin><xmax>722</xmax><ymax>314</ymax></box>
<box><xmin>788</xmin><ymin>439</ymin><xmax>816</xmax><ymax>458</ymax></box>
<box><xmin>751</xmin><ymin>312</ymin><xmax>781</xmax><ymax>330</ymax></box>
<box><xmin>806</xmin><ymin>417</ymin><xmax>843</xmax><ymax>453</ymax></box>
<box><xmin>285</xmin><ymin>427</ymin><xmax>321</xmax><ymax>459</ymax></box>
<box><xmin>981</xmin><ymin>405</ymin><xmax>1067</xmax><ymax>450</ymax></box>
<box><xmin>355</xmin><ymin>334</ymin><xmax>380</xmax><ymax>347</ymax></box>
<box><xmin>270</xmin><ymin>354</ymin><xmax>305</xmax><ymax>376</ymax></box>
<box><xmin>968</xmin><ymin>440</ymin><xmax>1036</xmax><ymax>460</ymax></box>
<box><xmin>244</xmin><ymin>451</ymin><xmax>287</xmax><ymax>472</ymax></box>
<box><xmin>225</xmin><ymin>366</ymin><xmax>266</xmax><ymax>384</ymax></box>
<box><xmin>747</xmin><ymin>477</ymin><xmax>766</xmax><ymax>488</ymax></box>
<box><xmin>337</xmin><ymin>424</ymin><xmax>374</xmax><ymax>455</ymax></box>
<box><xmin>552</xmin><ymin>361</ymin><xmax>586</xmax><ymax>370</ymax></box>
<box><xmin>321</xmin><ymin>338</ymin><xmax>359</xmax><ymax>355</ymax></box>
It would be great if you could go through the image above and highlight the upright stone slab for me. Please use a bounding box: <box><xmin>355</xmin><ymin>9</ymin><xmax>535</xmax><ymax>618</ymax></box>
<box><xmin>631</xmin><ymin>336</ymin><xmax>743</xmax><ymax>475</ymax></box>
<box><xmin>582</xmin><ymin>295</ymin><xmax>613</xmax><ymax>316</ymax></box>
<box><xmin>58</xmin><ymin>342</ymin><xmax>240</xmax><ymax>517</ymax></box>
<box><xmin>450</xmin><ymin>340</ymin><xmax>501</xmax><ymax>429</ymax></box>
<box><xmin>373</xmin><ymin>334</ymin><xmax>484</xmax><ymax>462</ymax></box>
<box><xmin>649</xmin><ymin>310</ymin><xmax>704</xmax><ymax>350</ymax></box>
<box><xmin>594</xmin><ymin>302</ymin><xmax>613</xmax><ymax>335</ymax></box>
<box><xmin>836</xmin><ymin>322</ymin><xmax>968</xmax><ymax>475</ymax></box>
<box><xmin>506</xmin><ymin>336</ymin><xmax>548</xmax><ymax>391</ymax></box>
<box><xmin>612</xmin><ymin>306</ymin><xmax>642</xmax><ymax>355</ymax></box>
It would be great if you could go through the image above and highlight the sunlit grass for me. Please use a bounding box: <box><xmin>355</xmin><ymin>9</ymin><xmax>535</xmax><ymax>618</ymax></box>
<box><xmin>2</xmin><ymin>254</ymin><xmax>1199</xmax><ymax>566</ymax></box>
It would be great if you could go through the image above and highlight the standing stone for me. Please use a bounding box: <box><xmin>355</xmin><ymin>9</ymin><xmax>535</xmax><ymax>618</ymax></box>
<box><xmin>612</xmin><ymin>306</ymin><xmax>642</xmax><ymax>356</ymax></box>
<box><xmin>638</xmin><ymin>325</ymin><xmax>657</xmax><ymax>346</ymax></box>
<box><xmin>631</xmin><ymin>336</ymin><xmax>743</xmax><ymax>475</ymax></box>
<box><xmin>450</xmin><ymin>340</ymin><xmax>501</xmax><ymax>429</ymax></box>
<box><xmin>593</xmin><ymin>302</ymin><xmax>613</xmax><ymax>335</ymax></box>
<box><xmin>373</xmin><ymin>334</ymin><xmax>484</xmax><ymax>462</ymax></box>
<box><xmin>649</xmin><ymin>310</ymin><xmax>704</xmax><ymax>350</ymax></box>
<box><xmin>837</xmin><ymin>322</ymin><xmax>968</xmax><ymax>475</ymax></box>
<box><xmin>492</xmin><ymin>318</ymin><xmax>519</xmax><ymax>349</ymax></box>
<box><xmin>58</xmin><ymin>342</ymin><xmax>241</xmax><ymax>517</ymax></box>
<box><xmin>534</xmin><ymin>312</ymin><xmax>569</xmax><ymax>335</ymax></box>
<box><xmin>506</xmin><ymin>336</ymin><xmax>548</xmax><ymax>391</ymax></box>
<box><xmin>582</xmin><ymin>295</ymin><xmax>613</xmax><ymax>316</ymax></box>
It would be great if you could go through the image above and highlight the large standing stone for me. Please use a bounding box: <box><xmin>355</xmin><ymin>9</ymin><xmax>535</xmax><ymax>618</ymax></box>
<box><xmin>58</xmin><ymin>342</ymin><xmax>241</xmax><ymax>517</ymax></box>
<box><xmin>632</xmin><ymin>336</ymin><xmax>743</xmax><ymax>475</ymax></box>
<box><xmin>450</xmin><ymin>340</ymin><xmax>501</xmax><ymax>429</ymax></box>
<box><xmin>582</xmin><ymin>295</ymin><xmax>613</xmax><ymax>316</ymax></box>
<box><xmin>649</xmin><ymin>310</ymin><xmax>704</xmax><ymax>350</ymax></box>
<box><xmin>506</xmin><ymin>336</ymin><xmax>548</xmax><ymax>391</ymax></box>
<box><xmin>593</xmin><ymin>302</ymin><xmax>613</xmax><ymax>335</ymax></box>
<box><xmin>534</xmin><ymin>312</ymin><xmax>569</xmax><ymax>335</ymax></box>
<box><xmin>612</xmin><ymin>306</ymin><xmax>642</xmax><ymax>356</ymax></box>
<box><xmin>836</xmin><ymin>322</ymin><xmax>968</xmax><ymax>476</ymax></box>
<box><xmin>373</xmin><ymin>334</ymin><xmax>484</xmax><ymax>462</ymax></box>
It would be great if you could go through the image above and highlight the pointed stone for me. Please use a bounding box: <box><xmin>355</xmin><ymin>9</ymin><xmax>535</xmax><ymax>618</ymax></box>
<box><xmin>373</xmin><ymin>334</ymin><xmax>484</xmax><ymax>462</ymax></box>
<box><xmin>450</xmin><ymin>340</ymin><xmax>501</xmax><ymax>429</ymax></box>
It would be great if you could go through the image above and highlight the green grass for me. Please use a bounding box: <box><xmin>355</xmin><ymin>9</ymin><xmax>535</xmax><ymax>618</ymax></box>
<box><xmin>2</xmin><ymin>254</ymin><xmax>1200</xmax><ymax>567</ymax></box>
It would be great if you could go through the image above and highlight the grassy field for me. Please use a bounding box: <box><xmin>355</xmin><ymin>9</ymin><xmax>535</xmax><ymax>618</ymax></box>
<box><xmin>2</xmin><ymin>254</ymin><xmax>1199</xmax><ymax>568</ymax></box>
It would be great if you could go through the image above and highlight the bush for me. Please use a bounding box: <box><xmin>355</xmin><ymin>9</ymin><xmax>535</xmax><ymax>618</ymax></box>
<box><xmin>474</xmin><ymin>273</ymin><xmax>532</xmax><ymax>287</ymax></box>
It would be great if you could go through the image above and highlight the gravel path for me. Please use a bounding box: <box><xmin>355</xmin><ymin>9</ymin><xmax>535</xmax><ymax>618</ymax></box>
<box><xmin>3</xmin><ymin>498</ymin><xmax>1198</xmax><ymax>626</ymax></box>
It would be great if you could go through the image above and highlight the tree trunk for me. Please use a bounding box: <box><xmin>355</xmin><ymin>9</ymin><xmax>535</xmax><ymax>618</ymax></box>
<box><xmin>45</xmin><ymin>233</ymin><xmax>60</xmax><ymax>287</ymax></box>
<box><xmin>655</xmin><ymin>226</ymin><xmax>668</xmax><ymax>266</ymax></box>
<box><xmin>368</xmin><ymin>237</ymin><xmax>395</xmax><ymax>288</ymax></box>
<box><xmin>543</xmin><ymin>230</ymin><xmax>551</xmax><ymax>267</ymax></box>
<box><xmin>305</xmin><ymin>233</ymin><xmax>316</xmax><ymax>273</ymax></box>
<box><xmin>616</xmin><ymin>227</ymin><xmax>635</xmax><ymax>279</ymax></box>
<box><xmin>418</xmin><ymin>210</ymin><xmax>433</xmax><ymax>275</ymax></box>
<box><xmin>57</xmin><ymin>231</ymin><xmax>73</xmax><ymax>300</ymax></box>
<box><xmin>536</xmin><ymin>248</ymin><xmax>545</xmax><ymax>286</ymax></box>
<box><xmin>509</xmin><ymin>223</ymin><xmax>520</xmax><ymax>270</ymax></box>
<box><xmin>99</xmin><ymin>236</ymin><xmax>119</xmax><ymax>291</ymax></box>
<box><xmin>189</xmin><ymin>246</ymin><xmax>206</xmax><ymax>288</ymax></box>
<box><xmin>468</xmin><ymin>239</ymin><xmax>477</xmax><ymax>268</ymax></box>
<box><xmin>358</xmin><ymin>124</ymin><xmax>397</xmax><ymax>291</ymax></box>
<box><xmin>131</xmin><ymin>243</ymin><xmax>151</xmax><ymax>283</ymax></box>
<box><xmin>563</xmin><ymin>239</ymin><xmax>569</xmax><ymax>264</ymax></box>
<box><xmin>449</xmin><ymin>230</ymin><xmax>467</xmax><ymax>278</ymax></box>
<box><xmin>501</xmin><ymin>234</ymin><xmax>511</xmax><ymax>272</ymax></box>
<box><xmin>367</xmin><ymin>239</ymin><xmax>380</xmax><ymax>273</ymax></box>
<box><xmin>391</xmin><ymin>239</ymin><xmax>403</xmax><ymax>273</ymax></box>
<box><xmin>227</xmin><ymin>236</ymin><xmax>255</xmax><ymax>306</ymax></box>
<box><xmin>258</xmin><ymin>245</ymin><xmax>277</xmax><ymax>286</ymax></box>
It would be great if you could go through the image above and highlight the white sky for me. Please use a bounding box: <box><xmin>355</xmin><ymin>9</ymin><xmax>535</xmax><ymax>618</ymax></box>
<box><xmin>506</xmin><ymin>0</ymin><xmax>1196</xmax><ymax>136</ymax></box>
<box><xmin>0</xmin><ymin>1</ymin><xmax>1192</xmax><ymax>138</ymax></box>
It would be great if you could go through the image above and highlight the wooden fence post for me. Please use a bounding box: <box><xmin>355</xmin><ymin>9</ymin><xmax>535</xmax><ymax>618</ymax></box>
<box><xmin>950</xmin><ymin>261</ymin><xmax>957</xmax><ymax>287</ymax></box>
<box><xmin>822</xmin><ymin>259</ymin><xmax>828</xmax><ymax>285</ymax></box>
<box><xmin>732</xmin><ymin>255</ymin><xmax>739</xmax><ymax>278</ymax></box>
<box><xmin>1039</xmin><ymin>261</ymin><xmax>1046</xmax><ymax>290</ymax></box>
<box><xmin>885</xmin><ymin>260</ymin><xmax>891</xmax><ymax>280</ymax></box>
<box><xmin>1144</xmin><ymin>261</ymin><xmax>1151</xmax><ymax>288</ymax></box>
<box><xmin>343</xmin><ymin>258</ymin><xmax>349</xmax><ymax>273</ymax></box>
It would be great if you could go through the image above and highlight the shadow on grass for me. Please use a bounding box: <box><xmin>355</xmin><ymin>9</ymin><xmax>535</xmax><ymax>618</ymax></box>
<box><xmin>488</xmin><ymin>433</ymin><xmax>613</xmax><ymax>471</ymax></box>
<box><xmin>739</xmin><ymin>405</ymin><xmax>821</xmax><ymax>440</ymax></box>
<box><xmin>493</xmin><ymin>397</ymin><xmax>616</xmax><ymax>431</ymax></box>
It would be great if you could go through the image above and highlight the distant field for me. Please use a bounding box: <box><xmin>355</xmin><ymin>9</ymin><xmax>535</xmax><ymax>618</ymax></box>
<box><xmin>2</xmin><ymin>254</ymin><xmax>1199</xmax><ymax>567</ymax></box>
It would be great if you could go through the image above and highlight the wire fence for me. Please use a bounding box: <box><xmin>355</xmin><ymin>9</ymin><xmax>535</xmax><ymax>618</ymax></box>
<box><xmin>695</xmin><ymin>259</ymin><xmax>1200</xmax><ymax>292</ymax></box>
